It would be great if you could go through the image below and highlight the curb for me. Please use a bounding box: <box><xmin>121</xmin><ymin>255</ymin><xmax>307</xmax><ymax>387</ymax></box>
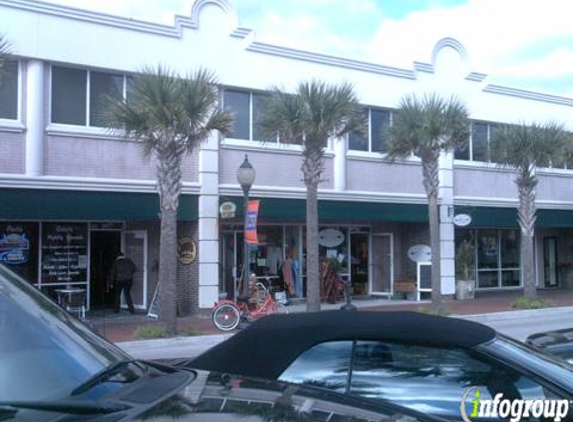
<box><xmin>116</xmin><ymin>306</ymin><xmax>573</xmax><ymax>352</ymax></box>
<box><xmin>456</xmin><ymin>306</ymin><xmax>573</xmax><ymax>322</ymax></box>
<box><xmin>117</xmin><ymin>333</ymin><xmax>233</xmax><ymax>350</ymax></box>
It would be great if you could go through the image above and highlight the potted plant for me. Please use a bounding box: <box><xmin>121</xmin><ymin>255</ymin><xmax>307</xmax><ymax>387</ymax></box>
<box><xmin>455</xmin><ymin>239</ymin><xmax>476</xmax><ymax>300</ymax></box>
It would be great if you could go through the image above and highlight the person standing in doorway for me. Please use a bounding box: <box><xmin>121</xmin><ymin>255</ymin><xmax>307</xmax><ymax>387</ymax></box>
<box><xmin>110</xmin><ymin>251</ymin><xmax>137</xmax><ymax>314</ymax></box>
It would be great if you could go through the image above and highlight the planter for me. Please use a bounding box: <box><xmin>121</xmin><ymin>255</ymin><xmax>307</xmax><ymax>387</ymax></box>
<box><xmin>455</xmin><ymin>279</ymin><xmax>475</xmax><ymax>300</ymax></box>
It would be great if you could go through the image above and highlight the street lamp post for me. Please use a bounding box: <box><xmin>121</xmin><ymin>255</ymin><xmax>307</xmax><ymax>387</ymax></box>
<box><xmin>237</xmin><ymin>154</ymin><xmax>256</xmax><ymax>298</ymax></box>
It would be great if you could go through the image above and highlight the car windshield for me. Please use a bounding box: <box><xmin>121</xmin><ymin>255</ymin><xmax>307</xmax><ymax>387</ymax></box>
<box><xmin>479</xmin><ymin>334</ymin><xmax>573</xmax><ymax>392</ymax></box>
<box><xmin>0</xmin><ymin>264</ymin><xmax>129</xmax><ymax>402</ymax></box>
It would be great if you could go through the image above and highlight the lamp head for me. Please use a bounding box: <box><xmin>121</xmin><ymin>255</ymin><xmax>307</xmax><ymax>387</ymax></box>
<box><xmin>237</xmin><ymin>154</ymin><xmax>256</xmax><ymax>188</ymax></box>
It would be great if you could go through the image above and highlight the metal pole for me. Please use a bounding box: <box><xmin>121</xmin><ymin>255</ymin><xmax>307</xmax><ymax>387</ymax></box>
<box><xmin>243</xmin><ymin>185</ymin><xmax>250</xmax><ymax>297</ymax></box>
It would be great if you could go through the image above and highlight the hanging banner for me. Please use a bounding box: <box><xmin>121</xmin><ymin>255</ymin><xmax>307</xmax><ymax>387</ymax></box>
<box><xmin>245</xmin><ymin>200</ymin><xmax>260</xmax><ymax>244</ymax></box>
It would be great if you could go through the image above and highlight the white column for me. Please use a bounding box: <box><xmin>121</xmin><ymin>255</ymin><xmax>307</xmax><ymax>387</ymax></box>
<box><xmin>197</xmin><ymin>131</ymin><xmax>220</xmax><ymax>308</ymax></box>
<box><xmin>333</xmin><ymin>136</ymin><xmax>347</xmax><ymax>191</ymax></box>
<box><xmin>25</xmin><ymin>59</ymin><xmax>44</xmax><ymax>176</ymax></box>
<box><xmin>438</xmin><ymin>150</ymin><xmax>455</xmax><ymax>295</ymax></box>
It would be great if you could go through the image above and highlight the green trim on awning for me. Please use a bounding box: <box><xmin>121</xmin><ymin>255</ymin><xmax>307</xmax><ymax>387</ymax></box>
<box><xmin>0</xmin><ymin>189</ymin><xmax>198</xmax><ymax>221</ymax></box>
<box><xmin>455</xmin><ymin>206</ymin><xmax>573</xmax><ymax>228</ymax></box>
<box><xmin>221</xmin><ymin>197</ymin><xmax>428</xmax><ymax>223</ymax></box>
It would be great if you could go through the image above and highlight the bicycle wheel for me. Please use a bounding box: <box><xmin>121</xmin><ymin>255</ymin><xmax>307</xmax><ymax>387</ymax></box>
<box><xmin>212</xmin><ymin>303</ymin><xmax>241</xmax><ymax>331</ymax></box>
<box><xmin>272</xmin><ymin>302</ymin><xmax>289</xmax><ymax>315</ymax></box>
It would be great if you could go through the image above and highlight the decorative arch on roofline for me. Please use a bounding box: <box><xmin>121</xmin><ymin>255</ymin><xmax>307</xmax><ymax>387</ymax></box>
<box><xmin>431</xmin><ymin>37</ymin><xmax>469</xmax><ymax>67</ymax></box>
<box><xmin>189</xmin><ymin>0</ymin><xmax>239</xmax><ymax>29</ymax></box>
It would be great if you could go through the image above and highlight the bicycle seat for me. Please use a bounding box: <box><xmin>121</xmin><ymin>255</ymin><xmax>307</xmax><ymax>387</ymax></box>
<box><xmin>236</xmin><ymin>295</ymin><xmax>250</xmax><ymax>304</ymax></box>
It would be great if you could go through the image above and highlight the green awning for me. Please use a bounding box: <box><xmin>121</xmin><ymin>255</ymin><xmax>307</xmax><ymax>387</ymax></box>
<box><xmin>0</xmin><ymin>188</ymin><xmax>198</xmax><ymax>221</ymax></box>
<box><xmin>221</xmin><ymin>197</ymin><xmax>428</xmax><ymax>223</ymax></box>
<box><xmin>455</xmin><ymin>206</ymin><xmax>573</xmax><ymax>228</ymax></box>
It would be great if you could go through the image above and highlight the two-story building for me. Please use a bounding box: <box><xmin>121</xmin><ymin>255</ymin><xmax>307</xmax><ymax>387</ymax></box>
<box><xmin>1</xmin><ymin>0</ymin><xmax>572</xmax><ymax>315</ymax></box>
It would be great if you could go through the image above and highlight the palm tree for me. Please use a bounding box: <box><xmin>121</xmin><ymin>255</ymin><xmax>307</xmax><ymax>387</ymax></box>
<box><xmin>0</xmin><ymin>35</ymin><xmax>13</xmax><ymax>82</ymax></box>
<box><xmin>104</xmin><ymin>66</ymin><xmax>233</xmax><ymax>333</ymax></box>
<box><xmin>258</xmin><ymin>81</ymin><xmax>365</xmax><ymax>312</ymax></box>
<box><xmin>388</xmin><ymin>93</ymin><xmax>469</xmax><ymax>313</ymax></box>
<box><xmin>490</xmin><ymin>122</ymin><xmax>568</xmax><ymax>299</ymax></box>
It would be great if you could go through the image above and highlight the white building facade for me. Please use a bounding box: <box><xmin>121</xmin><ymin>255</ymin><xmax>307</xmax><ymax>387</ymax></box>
<box><xmin>1</xmin><ymin>0</ymin><xmax>573</xmax><ymax>314</ymax></box>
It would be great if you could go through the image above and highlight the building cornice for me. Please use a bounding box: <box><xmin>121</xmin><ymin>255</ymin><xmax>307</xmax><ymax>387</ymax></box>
<box><xmin>0</xmin><ymin>174</ymin><xmax>201</xmax><ymax>194</ymax></box>
<box><xmin>483</xmin><ymin>85</ymin><xmax>573</xmax><ymax>107</ymax></box>
<box><xmin>219</xmin><ymin>184</ymin><xmax>427</xmax><ymax>204</ymax></box>
<box><xmin>3</xmin><ymin>1</ymin><xmax>573</xmax><ymax>110</ymax></box>
<box><xmin>246</xmin><ymin>42</ymin><xmax>416</xmax><ymax>80</ymax></box>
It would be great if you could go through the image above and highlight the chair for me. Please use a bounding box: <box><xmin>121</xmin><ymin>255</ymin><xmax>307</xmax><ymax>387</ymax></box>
<box><xmin>55</xmin><ymin>288</ymin><xmax>86</xmax><ymax>319</ymax></box>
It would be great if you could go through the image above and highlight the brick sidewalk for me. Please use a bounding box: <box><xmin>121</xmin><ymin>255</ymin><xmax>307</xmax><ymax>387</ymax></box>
<box><xmin>92</xmin><ymin>289</ymin><xmax>573</xmax><ymax>343</ymax></box>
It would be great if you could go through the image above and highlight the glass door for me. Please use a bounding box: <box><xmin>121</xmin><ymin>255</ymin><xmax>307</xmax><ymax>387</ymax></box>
<box><xmin>543</xmin><ymin>237</ymin><xmax>558</xmax><ymax>287</ymax></box>
<box><xmin>121</xmin><ymin>230</ymin><xmax>147</xmax><ymax>310</ymax></box>
<box><xmin>371</xmin><ymin>233</ymin><xmax>393</xmax><ymax>295</ymax></box>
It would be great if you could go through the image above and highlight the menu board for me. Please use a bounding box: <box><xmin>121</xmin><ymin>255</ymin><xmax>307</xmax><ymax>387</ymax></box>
<box><xmin>0</xmin><ymin>222</ymin><xmax>39</xmax><ymax>282</ymax></box>
<box><xmin>41</xmin><ymin>223</ymin><xmax>88</xmax><ymax>284</ymax></box>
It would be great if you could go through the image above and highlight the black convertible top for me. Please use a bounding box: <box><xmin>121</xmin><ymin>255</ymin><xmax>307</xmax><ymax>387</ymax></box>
<box><xmin>192</xmin><ymin>310</ymin><xmax>496</xmax><ymax>379</ymax></box>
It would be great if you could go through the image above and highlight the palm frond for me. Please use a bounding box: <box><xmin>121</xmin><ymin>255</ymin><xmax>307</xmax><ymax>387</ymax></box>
<box><xmin>258</xmin><ymin>80</ymin><xmax>364</xmax><ymax>154</ymax></box>
<box><xmin>102</xmin><ymin>65</ymin><xmax>230</xmax><ymax>157</ymax></box>
<box><xmin>387</xmin><ymin>93</ymin><xmax>469</xmax><ymax>161</ymax></box>
<box><xmin>490</xmin><ymin>121</ymin><xmax>567</xmax><ymax>171</ymax></box>
<box><xmin>0</xmin><ymin>35</ymin><xmax>13</xmax><ymax>82</ymax></box>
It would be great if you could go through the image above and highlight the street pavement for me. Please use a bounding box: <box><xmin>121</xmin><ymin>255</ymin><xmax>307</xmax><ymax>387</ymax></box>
<box><xmin>118</xmin><ymin>306</ymin><xmax>573</xmax><ymax>360</ymax></box>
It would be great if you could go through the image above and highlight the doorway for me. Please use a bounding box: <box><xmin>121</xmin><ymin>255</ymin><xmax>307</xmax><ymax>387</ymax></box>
<box><xmin>90</xmin><ymin>231</ymin><xmax>121</xmax><ymax>309</ymax></box>
<box><xmin>543</xmin><ymin>237</ymin><xmax>559</xmax><ymax>288</ymax></box>
<box><xmin>371</xmin><ymin>233</ymin><xmax>393</xmax><ymax>295</ymax></box>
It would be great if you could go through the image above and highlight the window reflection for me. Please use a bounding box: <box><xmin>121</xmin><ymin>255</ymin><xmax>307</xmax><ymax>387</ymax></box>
<box><xmin>278</xmin><ymin>341</ymin><xmax>351</xmax><ymax>394</ymax></box>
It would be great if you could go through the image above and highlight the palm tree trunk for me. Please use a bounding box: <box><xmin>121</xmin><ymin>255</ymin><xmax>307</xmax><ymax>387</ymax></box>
<box><xmin>306</xmin><ymin>180</ymin><xmax>320</xmax><ymax>312</ymax></box>
<box><xmin>422</xmin><ymin>152</ymin><xmax>442</xmax><ymax>313</ymax></box>
<box><xmin>156</xmin><ymin>142</ymin><xmax>182</xmax><ymax>334</ymax></box>
<box><xmin>517</xmin><ymin>168</ymin><xmax>537</xmax><ymax>299</ymax></box>
<box><xmin>302</xmin><ymin>148</ymin><xmax>323</xmax><ymax>312</ymax></box>
<box><xmin>158</xmin><ymin>208</ymin><xmax>178</xmax><ymax>333</ymax></box>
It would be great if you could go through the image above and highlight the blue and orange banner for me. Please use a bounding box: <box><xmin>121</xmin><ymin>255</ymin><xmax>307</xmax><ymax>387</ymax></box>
<box><xmin>245</xmin><ymin>200</ymin><xmax>260</xmax><ymax>244</ymax></box>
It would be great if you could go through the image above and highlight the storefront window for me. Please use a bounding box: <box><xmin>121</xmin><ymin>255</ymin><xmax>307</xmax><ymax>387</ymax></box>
<box><xmin>41</xmin><ymin>223</ymin><xmax>88</xmax><ymax>285</ymax></box>
<box><xmin>459</xmin><ymin>228</ymin><xmax>520</xmax><ymax>289</ymax></box>
<box><xmin>0</xmin><ymin>222</ymin><xmax>39</xmax><ymax>283</ymax></box>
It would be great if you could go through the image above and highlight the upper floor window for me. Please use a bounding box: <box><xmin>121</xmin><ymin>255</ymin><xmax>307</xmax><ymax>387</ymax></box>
<box><xmin>0</xmin><ymin>60</ymin><xmax>18</xmax><ymax>120</ymax></box>
<box><xmin>455</xmin><ymin>121</ymin><xmax>497</xmax><ymax>162</ymax></box>
<box><xmin>349</xmin><ymin>107</ymin><xmax>392</xmax><ymax>153</ymax></box>
<box><xmin>51</xmin><ymin>65</ymin><xmax>127</xmax><ymax>127</ymax></box>
<box><xmin>222</xmin><ymin>88</ymin><xmax>277</xmax><ymax>142</ymax></box>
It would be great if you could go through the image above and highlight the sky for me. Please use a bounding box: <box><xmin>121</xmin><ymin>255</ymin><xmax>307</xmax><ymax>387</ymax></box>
<box><xmin>38</xmin><ymin>0</ymin><xmax>573</xmax><ymax>98</ymax></box>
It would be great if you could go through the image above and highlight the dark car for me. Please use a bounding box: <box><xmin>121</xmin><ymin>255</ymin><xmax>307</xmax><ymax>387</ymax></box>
<box><xmin>526</xmin><ymin>328</ymin><xmax>573</xmax><ymax>364</ymax></box>
<box><xmin>190</xmin><ymin>310</ymin><xmax>573</xmax><ymax>421</ymax></box>
<box><xmin>0</xmin><ymin>264</ymin><xmax>446</xmax><ymax>422</ymax></box>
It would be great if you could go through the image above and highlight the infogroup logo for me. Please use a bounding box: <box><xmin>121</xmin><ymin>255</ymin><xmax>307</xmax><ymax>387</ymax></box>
<box><xmin>460</xmin><ymin>387</ymin><xmax>569</xmax><ymax>422</ymax></box>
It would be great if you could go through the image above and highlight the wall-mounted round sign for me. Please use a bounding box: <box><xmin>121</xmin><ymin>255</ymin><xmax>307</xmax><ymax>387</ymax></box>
<box><xmin>318</xmin><ymin>228</ymin><xmax>345</xmax><ymax>248</ymax></box>
<box><xmin>219</xmin><ymin>202</ymin><xmax>237</xmax><ymax>219</ymax></box>
<box><xmin>453</xmin><ymin>213</ymin><xmax>472</xmax><ymax>227</ymax></box>
<box><xmin>178</xmin><ymin>237</ymin><xmax>197</xmax><ymax>264</ymax></box>
<box><xmin>407</xmin><ymin>244</ymin><xmax>432</xmax><ymax>263</ymax></box>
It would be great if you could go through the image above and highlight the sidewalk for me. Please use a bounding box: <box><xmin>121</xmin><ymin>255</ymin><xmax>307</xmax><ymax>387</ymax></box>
<box><xmin>91</xmin><ymin>288</ymin><xmax>573</xmax><ymax>343</ymax></box>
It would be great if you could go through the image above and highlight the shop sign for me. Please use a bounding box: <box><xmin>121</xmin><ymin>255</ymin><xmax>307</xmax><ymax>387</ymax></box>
<box><xmin>245</xmin><ymin>200</ymin><xmax>260</xmax><ymax>244</ymax></box>
<box><xmin>453</xmin><ymin>213</ymin><xmax>472</xmax><ymax>227</ymax></box>
<box><xmin>219</xmin><ymin>202</ymin><xmax>237</xmax><ymax>219</ymax></box>
<box><xmin>41</xmin><ymin>223</ymin><xmax>88</xmax><ymax>284</ymax></box>
<box><xmin>178</xmin><ymin>237</ymin><xmax>197</xmax><ymax>264</ymax></box>
<box><xmin>407</xmin><ymin>244</ymin><xmax>432</xmax><ymax>263</ymax></box>
<box><xmin>0</xmin><ymin>224</ymin><xmax>31</xmax><ymax>264</ymax></box>
<box><xmin>318</xmin><ymin>228</ymin><xmax>345</xmax><ymax>247</ymax></box>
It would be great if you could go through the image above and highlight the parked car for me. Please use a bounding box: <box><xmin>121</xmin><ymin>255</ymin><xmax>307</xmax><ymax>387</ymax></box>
<box><xmin>0</xmin><ymin>264</ymin><xmax>445</xmax><ymax>422</ymax></box>
<box><xmin>526</xmin><ymin>328</ymin><xmax>573</xmax><ymax>364</ymax></box>
<box><xmin>190</xmin><ymin>310</ymin><xmax>573</xmax><ymax>420</ymax></box>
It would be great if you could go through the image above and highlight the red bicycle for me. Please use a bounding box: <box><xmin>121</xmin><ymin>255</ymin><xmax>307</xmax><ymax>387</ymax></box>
<box><xmin>212</xmin><ymin>282</ymin><xmax>288</xmax><ymax>331</ymax></box>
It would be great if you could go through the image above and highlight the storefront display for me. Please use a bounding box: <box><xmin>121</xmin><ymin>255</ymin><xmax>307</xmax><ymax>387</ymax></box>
<box><xmin>0</xmin><ymin>222</ymin><xmax>39</xmax><ymax>282</ymax></box>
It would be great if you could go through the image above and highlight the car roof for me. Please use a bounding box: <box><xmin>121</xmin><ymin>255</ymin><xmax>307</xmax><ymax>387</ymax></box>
<box><xmin>527</xmin><ymin>328</ymin><xmax>573</xmax><ymax>348</ymax></box>
<box><xmin>192</xmin><ymin>310</ymin><xmax>496</xmax><ymax>379</ymax></box>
